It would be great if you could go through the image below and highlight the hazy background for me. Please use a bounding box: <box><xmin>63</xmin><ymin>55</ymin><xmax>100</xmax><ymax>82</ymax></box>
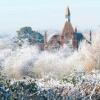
<box><xmin>0</xmin><ymin>0</ymin><xmax>100</xmax><ymax>34</ymax></box>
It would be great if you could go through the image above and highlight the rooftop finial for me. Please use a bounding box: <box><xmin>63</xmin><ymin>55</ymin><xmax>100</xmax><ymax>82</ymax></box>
<box><xmin>65</xmin><ymin>6</ymin><xmax>70</xmax><ymax>22</ymax></box>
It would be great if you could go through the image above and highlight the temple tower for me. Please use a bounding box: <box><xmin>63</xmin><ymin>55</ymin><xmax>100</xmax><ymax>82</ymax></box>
<box><xmin>61</xmin><ymin>6</ymin><xmax>74</xmax><ymax>45</ymax></box>
<box><xmin>44</xmin><ymin>31</ymin><xmax>48</xmax><ymax>50</ymax></box>
<box><xmin>90</xmin><ymin>30</ymin><xmax>92</xmax><ymax>42</ymax></box>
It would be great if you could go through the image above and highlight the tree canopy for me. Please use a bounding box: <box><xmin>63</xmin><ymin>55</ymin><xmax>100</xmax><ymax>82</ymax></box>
<box><xmin>17</xmin><ymin>27</ymin><xmax>44</xmax><ymax>45</ymax></box>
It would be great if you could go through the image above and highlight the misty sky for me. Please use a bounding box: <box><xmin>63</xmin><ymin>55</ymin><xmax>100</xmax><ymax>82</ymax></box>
<box><xmin>0</xmin><ymin>0</ymin><xmax>100</xmax><ymax>33</ymax></box>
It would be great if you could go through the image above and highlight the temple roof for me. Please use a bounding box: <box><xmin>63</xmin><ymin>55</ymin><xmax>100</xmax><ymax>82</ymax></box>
<box><xmin>62</xmin><ymin>21</ymin><xmax>74</xmax><ymax>39</ymax></box>
<box><xmin>48</xmin><ymin>34</ymin><xmax>60</xmax><ymax>44</ymax></box>
<box><xmin>74</xmin><ymin>32</ymin><xmax>84</xmax><ymax>42</ymax></box>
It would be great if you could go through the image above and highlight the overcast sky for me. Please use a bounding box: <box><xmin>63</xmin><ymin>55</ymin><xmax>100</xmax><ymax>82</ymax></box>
<box><xmin>0</xmin><ymin>0</ymin><xmax>100</xmax><ymax>33</ymax></box>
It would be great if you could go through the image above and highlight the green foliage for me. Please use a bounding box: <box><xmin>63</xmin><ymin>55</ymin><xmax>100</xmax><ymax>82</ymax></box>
<box><xmin>0</xmin><ymin>73</ymin><xmax>39</xmax><ymax>99</ymax></box>
<box><xmin>17</xmin><ymin>27</ymin><xmax>44</xmax><ymax>45</ymax></box>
